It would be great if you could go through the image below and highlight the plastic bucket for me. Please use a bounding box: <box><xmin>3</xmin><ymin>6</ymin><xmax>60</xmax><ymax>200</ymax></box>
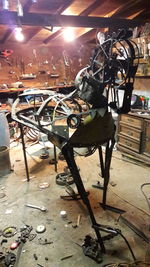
<box><xmin>0</xmin><ymin>146</ymin><xmax>11</xmax><ymax>176</ymax></box>
<box><xmin>0</xmin><ymin>112</ymin><xmax>10</xmax><ymax>147</ymax></box>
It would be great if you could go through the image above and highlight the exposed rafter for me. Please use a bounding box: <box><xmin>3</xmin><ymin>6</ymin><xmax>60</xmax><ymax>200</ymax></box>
<box><xmin>0</xmin><ymin>11</ymin><xmax>145</xmax><ymax>28</ymax></box>
<box><xmin>53</xmin><ymin>0</ymin><xmax>75</xmax><ymax>14</ymax></box>
<box><xmin>23</xmin><ymin>28</ymin><xmax>41</xmax><ymax>44</ymax></box>
<box><xmin>79</xmin><ymin>0</ymin><xmax>103</xmax><ymax>16</ymax></box>
<box><xmin>23</xmin><ymin>0</ymin><xmax>34</xmax><ymax>13</ymax></box>
<box><xmin>134</xmin><ymin>9</ymin><xmax>150</xmax><ymax>20</ymax></box>
<box><xmin>0</xmin><ymin>28</ymin><xmax>13</xmax><ymax>44</ymax></box>
<box><xmin>25</xmin><ymin>0</ymin><xmax>75</xmax><ymax>43</ymax></box>
<box><xmin>0</xmin><ymin>0</ymin><xmax>34</xmax><ymax>44</ymax></box>
<box><xmin>44</xmin><ymin>0</ymin><xmax>116</xmax><ymax>44</ymax></box>
<box><xmin>111</xmin><ymin>0</ymin><xmax>140</xmax><ymax>18</ymax></box>
<box><xmin>76</xmin><ymin>28</ymin><xmax>98</xmax><ymax>43</ymax></box>
<box><xmin>112</xmin><ymin>0</ymin><xmax>150</xmax><ymax>19</ymax></box>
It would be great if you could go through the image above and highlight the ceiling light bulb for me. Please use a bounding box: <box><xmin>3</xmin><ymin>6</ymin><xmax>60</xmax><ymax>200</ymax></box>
<box><xmin>63</xmin><ymin>28</ymin><xmax>75</xmax><ymax>42</ymax></box>
<box><xmin>14</xmin><ymin>27</ymin><xmax>24</xmax><ymax>42</ymax></box>
<box><xmin>2</xmin><ymin>0</ymin><xmax>9</xmax><ymax>10</ymax></box>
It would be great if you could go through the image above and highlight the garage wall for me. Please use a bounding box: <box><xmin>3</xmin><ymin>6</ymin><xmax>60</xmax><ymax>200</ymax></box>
<box><xmin>0</xmin><ymin>43</ymin><xmax>91</xmax><ymax>88</ymax></box>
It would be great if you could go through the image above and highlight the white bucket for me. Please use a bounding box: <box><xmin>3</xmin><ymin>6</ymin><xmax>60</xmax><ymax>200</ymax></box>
<box><xmin>0</xmin><ymin>111</ymin><xmax>10</xmax><ymax>147</ymax></box>
<box><xmin>0</xmin><ymin>146</ymin><xmax>11</xmax><ymax>176</ymax></box>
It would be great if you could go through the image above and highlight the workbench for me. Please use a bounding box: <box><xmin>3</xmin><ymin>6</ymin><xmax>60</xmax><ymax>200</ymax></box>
<box><xmin>0</xmin><ymin>84</ymin><xmax>75</xmax><ymax>108</ymax></box>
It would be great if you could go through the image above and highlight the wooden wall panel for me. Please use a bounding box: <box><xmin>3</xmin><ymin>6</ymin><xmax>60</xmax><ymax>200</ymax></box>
<box><xmin>134</xmin><ymin>77</ymin><xmax>150</xmax><ymax>92</ymax></box>
<box><xmin>0</xmin><ymin>43</ymin><xmax>91</xmax><ymax>89</ymax></box>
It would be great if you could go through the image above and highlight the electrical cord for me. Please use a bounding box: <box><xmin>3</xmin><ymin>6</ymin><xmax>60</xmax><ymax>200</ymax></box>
<box><xmin>108</xmin><ymin>186</ymin><xmax>150</xmax><ymax>217</ymax></box>
<box><xmin>116</xmin><ymin>230</ymin><xmax>136</xmax><ymax>262</ymax></box>
<box><xmin>140</xmin><ymin>183</ymin><xmax>150</xmax><ymax>212</ymax></box>
<box><xmin>97</xmin><ymin>225</ymin><xmax>136</xmax><ymax>263</ymax></box>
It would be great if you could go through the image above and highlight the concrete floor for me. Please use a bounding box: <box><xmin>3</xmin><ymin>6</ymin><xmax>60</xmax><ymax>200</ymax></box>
<box><xmin>0</xmin><ymin>141</ymin><xmax>150</xmax><ymax>267</ymax></box>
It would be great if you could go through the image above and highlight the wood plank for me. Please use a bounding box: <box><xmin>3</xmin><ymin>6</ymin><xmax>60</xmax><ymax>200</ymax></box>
<box><xmin>76</xmin><ymin>28</ymin><xmax>98</xmax><ymax>43</ymax></box>
<box><xmin>23</xmin><ymin>0</ymin><xmax>34</xmax><ymax>13</ymax></box>
<box><xmin>112</xmin><ymin>0</ymin><xmax>150</xmax><ymax>18</ymax></box>
<box><xmin>26</xmin><ymin>0</ymin><xmax>74</xmax><ymax>43</ymax></box>
<box><xmin>54</xmin><ymin>0</ymin><xmax>75</xmax><ymax>14</ymax></box>
<box><xmin>43</xmin><ymin>0</ymin><xmax>103</xmax><ymax>44</ymax></box>
<box><xmin>0</xmin><ymin>11</ymin><xmax>144</xmax><ymax>28</ymax></box>
<box><xmin>23</xmin><ymin>28</ymin><xmax>42</xmax><ymax>43</ymax></box>
<box><xmin>134</xmin><ymin>9</ymin><xmax>150</xmax><ymax>20</ymax></box>
<box><xmin>111</xmin><ymin>0</ymin><xmax>140</xmax><ymax>18</ymax></box>
<box><xmin>79</xmin><ymin>0</ymin><xmax>103</xmax><ymax>16</ymax></box>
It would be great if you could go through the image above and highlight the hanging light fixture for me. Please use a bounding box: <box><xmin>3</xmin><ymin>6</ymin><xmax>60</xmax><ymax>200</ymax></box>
<box><xmin>14</xmin><ymin>27</ymin><xmax>24</xmax><ymax>42</ymax></box>
<box><xmin>63</xmin><ymin>28</ymin><xmax>75</xmax><ymax>42</ymax></box>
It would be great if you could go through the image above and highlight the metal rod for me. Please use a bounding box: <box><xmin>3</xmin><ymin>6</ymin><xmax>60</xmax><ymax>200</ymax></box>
<box><xmin>102</xmin><ymin>138</ymin><xmax>115</xmax><ymax>207</ymax></box>
<box><xmin>98</xmin><ymin>146</ymin><xmax>105</xmax><ymax>178</ymax></box>
<box><xmin>62</xmin><ymin>144</ymin><xmax>105</xmax><ymax>253</ymax></box>
<box><xmin>19</xmin><ymin>124</ymin><xmax>30</xmax><ymax>181</ymax></box>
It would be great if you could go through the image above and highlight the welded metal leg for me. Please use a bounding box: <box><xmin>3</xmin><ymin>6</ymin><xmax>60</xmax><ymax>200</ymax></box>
<box><xmin>19</xmin><ymin>124</ymin><xmax>30</xmax><ymax>182</ymax></box>
<box><xmin>98</xmin><ymin>146</ymin><xmax>105</xmax><ymax>178</ymax></box>
<box><xmin>100</xmin><ymin>138</ymin><xmax>125</xmax><ymax>213</ymax></box>
<box><xmin>102</xmin><ymin>139</ymin><xmax>115</xmax><ymax>207</ymax></box>
<box><xmin>62</xmin><ymin>144</ymin><xmax>105</xmax><ymax>253</ymax></box>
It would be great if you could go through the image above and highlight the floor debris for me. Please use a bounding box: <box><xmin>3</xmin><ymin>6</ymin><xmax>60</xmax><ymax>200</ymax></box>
<box><xmin>61</xmin><ymin>254</ymin><xmax>73</xmax><ymax>261</ymax></box>
<box><xmin>38</xmin><ymin>182</ymin><xmax>50</xmax><ymax>189</ymax></box>
<box><xmin>36</xmin><ymin>225</ymin><xmax>46</xmax><ymax>233</ymax></box>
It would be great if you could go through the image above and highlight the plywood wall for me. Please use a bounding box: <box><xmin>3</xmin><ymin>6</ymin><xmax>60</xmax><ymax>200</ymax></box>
<box><xmin>0</xmin><ymin>43</ymin><xmax>91</xmax><ymax>88</ymax></box>
<box><xmin>1</xmin><ymin>42</ymin><xmax>150</xmax><ymax>94</ymax></box>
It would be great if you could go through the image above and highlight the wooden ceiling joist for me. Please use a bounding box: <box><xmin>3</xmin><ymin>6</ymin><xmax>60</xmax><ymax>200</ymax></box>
<box><xmin>23</xmin><ymin>28</ymin><xmax>42</xmax><ymax>44</ymax></box>
<box><xmin>0</xmin><ymin>11</ymin><xmax>145</xmax><ymax>28</ymax></box>
<box><xmin>23</xmin><ymin>0</ymin><xmax>35</xmax><ymax>13</ymax></box>
<box><xmin>0</xmin><ymin>0</ymin><xmax>34</xmax><ymax>44</ymax></box>
<box><xmin>135</xmin><ymin>10</ymin><xmax>150</xmax><ymax>20</ymax></box>
<box><xmin>26</xmin><ymin>0</ymin><xmax>75</xmax><ymax>43</ymax></box>
<box><xmin>43</xmin><ymin>0</ymin><xmax>124</xmax><ymax>44</ymax></box>
<box><xmin>76</xmin><ymin>28</ymin><xmax>98</xmax><ymax>43</ymax></box>
<box><xmin>112</xmin><ymin>0</ymin><xmax>140</xmax><ymax>18</ymax></box>
<box><xmin>43</xmin><ymin>29</ymin><xmax>63</xmax><ymax>44</ymax></box>
<box><xmin>79</xmin><ymin>0</ymin><xmax>104</xmax><ymax>16</ymax></box>
<box><xmin>0</xmin><ymin>28</ymin><xmax>13</xmax><ymax>44</ymax></box>
<box><xmin>54</xmin><ymin>0</ymin><xmax>75</xmax><ymax>14</ymax></box>
<box><xmin>112</xmin><ymin>0</ymin><xmax>150</xmax><ymax>19</ymax></box>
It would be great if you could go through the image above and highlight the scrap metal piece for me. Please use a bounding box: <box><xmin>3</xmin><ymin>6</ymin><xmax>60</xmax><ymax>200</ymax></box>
<box><xmin>38</xmin><ymin>238</ymin><xmax>53</xmax><ymax>245</ymax></box>
<box><xmin>0</xmin><ymin>252</ymin><xmax>5</xmax><ymax>261</ymax></box>
<box><xmin>25</xmin><ymin>204</ymin><xmax>47</xmax><ymax>212</ymax></box>
<box><xmin>2</xmin><ymin>226</ymin><xmax>17</xmax><ymax>238</ymax></box>
<box><xmin>120</xmin><ymin>216</ymin><xmax>150</xmax><ymax>243</ymax></box>
<box><xmin>4</xmin><ymin>252</ymin><xmax>16</xmax><ymax>266</ymax></box>
<box><xmin>56</xmin><ymin>172</ymin><xmax>74</xmax><ymax>186</ymax></box>
<box><xmin>100</xmin><ymin>203</ymin><xmax>126</xmax><ymax>214</ymax></box>
<box><xmin>38</xmin><ymin>182</ymin><xmax>50</xmax><ymax>189</ymax></box>
<box><xmin>82</xmin><ymin>235</ymin><xmax>103</xmax><ymax>263</ymax></box>
<box><xmin>28</xmin><ymin>233</ymin><xmax>37</xmax><ymax>241</ymax></box>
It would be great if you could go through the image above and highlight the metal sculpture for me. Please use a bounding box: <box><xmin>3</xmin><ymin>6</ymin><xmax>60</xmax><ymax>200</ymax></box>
<box><xmin>12</xmin><ymin>29</ymin><xmax>139</xmax><ymax>262</ymax></box>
